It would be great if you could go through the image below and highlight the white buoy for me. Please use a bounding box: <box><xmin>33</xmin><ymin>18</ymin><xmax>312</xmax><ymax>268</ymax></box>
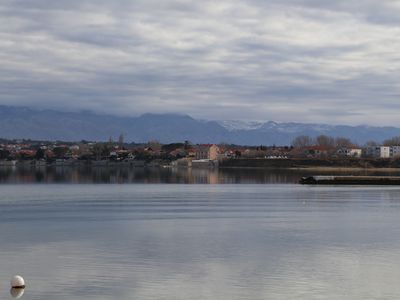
<box><xmin>11</xmin><ymin>275</ymin><xmax>25</xmax><ymax>288</ymax></box>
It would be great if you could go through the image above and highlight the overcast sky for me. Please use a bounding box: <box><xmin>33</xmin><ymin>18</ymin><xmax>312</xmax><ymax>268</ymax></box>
<box><xmin>1</xmin><ymin>0</ymin><xmax>400</xmax><ymax>125</ymax></box>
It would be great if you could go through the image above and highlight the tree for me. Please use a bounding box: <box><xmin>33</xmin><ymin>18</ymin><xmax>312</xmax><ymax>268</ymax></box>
<box><xmin>35</xmin><ymin>148</ymin><xmax>45</xmax><ymax>160</ymax></box>
<box><xmin>315</xmin><ymin>135</ymin><xmax>335</xmax><ymax>148</ymax></box>
<box><xmin>0</xmin><ymin>149</ymin><xmax>10</xmax><ymax>160</ymax></box>
<box><xmin>118</xmin><ymin>133</ymin><xmax>124</xmax><ymax>147</ymax></box>
<box><xmin>92</xmin><ymin>143</ymin><xmax>103</xmax><ymax>160</ymax></box>
<box><xmin>184</xmin><ymin>140</ymin><xmax>192</xmax><ymax>150</ymax></box>
<box><xmin>365</xmin><ymin>140</ymin><xmax>378</xmax><ymax>147</ymax></box>
<box><xmin>292</xmin><ymin>135</ymin><xmax>313</xmax><ymax>148</ymax></box>
<box><xmin>53</xmin><ymin>146</ymin><xmax>68</xmax><ymax>158</ymax></box>
<box><xmin>101</xmin><ymin>144</ymin><xmax>111</xmax><ymax>157</ymax></box>
<box><xmin>91</xmin><ymin>143</ymin><xmax>111</xmax><ymax>160</ymax></box>
<box><xmin>147</xmin><ymin>140</ymin><xmax>161</xmax><ymax>152</ymax></box>
<box><xmin>383</xmin><ymin>136</ymin><xmax>400</xmax><ymax>146</ymax></box>
<box><xmin>335</xmin><ymin>137</ymin><xmax>354</xmax><ymax>149</ymax></box>
<box><xmin>162</xmin><ymin>143</ymin><xmax>184</xmax><ymax>153</ymax></box>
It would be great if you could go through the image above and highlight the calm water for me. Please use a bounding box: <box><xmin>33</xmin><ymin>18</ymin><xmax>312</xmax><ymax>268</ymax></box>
<box><xmin>1</xmin><ymin>165</ymin><xmax>400</xmax><ymax>184</ymax></box>
<box><xmin>1</xmin><ymin>171</ymin><xmax>400</xmax><ymax>299</ymax></box>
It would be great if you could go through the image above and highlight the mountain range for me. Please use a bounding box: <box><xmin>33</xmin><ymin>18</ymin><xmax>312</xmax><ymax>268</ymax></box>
<box><xmin>0</xmin><ymin>105</ymin><xmax>399</xmax><ymax>145</ymax></box>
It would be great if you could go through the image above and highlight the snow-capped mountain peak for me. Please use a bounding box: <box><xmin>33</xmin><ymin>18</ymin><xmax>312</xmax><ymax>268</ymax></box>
<box><xmin>218</xmin><ymin>120</ymin><xmax>265</xmax><ymax>131</ymax></box>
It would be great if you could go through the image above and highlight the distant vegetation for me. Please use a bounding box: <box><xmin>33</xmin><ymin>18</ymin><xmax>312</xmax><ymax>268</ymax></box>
<box><xmin>291</xmin><ymin>135</ymin><xmax>355</xmax><ymax>148</ymax></box>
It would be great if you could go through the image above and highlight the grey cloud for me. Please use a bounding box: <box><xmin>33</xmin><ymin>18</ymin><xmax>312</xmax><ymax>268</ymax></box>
<box><xmin>1</xmin><ymin>0</ymin><xmax>400</xmax><ymax>125</ymax></box>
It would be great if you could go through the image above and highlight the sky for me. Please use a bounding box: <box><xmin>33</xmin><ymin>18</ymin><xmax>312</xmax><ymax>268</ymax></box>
<box><xmin>1</xmin><ymin>0</ymin><xmax>400</xmax><ymax>125</ymax></box>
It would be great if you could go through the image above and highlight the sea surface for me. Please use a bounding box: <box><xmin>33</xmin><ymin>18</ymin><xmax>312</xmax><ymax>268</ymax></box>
<box><xmin>1</xmin><ymin>167</ymin><xmax>400</xmax><ymax>299</ymax></box>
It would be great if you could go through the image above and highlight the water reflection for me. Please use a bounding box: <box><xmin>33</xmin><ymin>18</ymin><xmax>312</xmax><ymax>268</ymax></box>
<box><xmin>1</xmin><ymin>166</ymin><xmax>400</xmax><ymax>184</ymax></box>
<box><xmin>10</xmin><ymin>288</ymin><xmax>25</xmax><ymax>299</ymax></box>
<box><xmin>2</xmin><ymin>185</ymin><xmax>400</xmax><ymax>299</ymax></box>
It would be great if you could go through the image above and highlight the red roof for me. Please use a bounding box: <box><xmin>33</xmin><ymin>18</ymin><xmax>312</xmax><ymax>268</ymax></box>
<box><xmin>18</xmin><ymin>150</ymin><xmax>36</xmax><ymax>156</ymax></box>
<box><xmin>304</xmin><ymin>146</ymin><xmax>330</xmax><ymax>151</ymax></box>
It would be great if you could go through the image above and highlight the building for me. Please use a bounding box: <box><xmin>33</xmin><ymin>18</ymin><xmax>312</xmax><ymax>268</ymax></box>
<box><xmin>337</xmin><ymin>148</ymin><xmax>362</xmax><ymax>158</ymax></box>
<box><xmin>391</xmin><ymin>146</ymin><xmax>400</xmax><ymax>157</ymax></box>
<box><xmin>380</xmin><ymin>146</ymin><xmax>391</xmax><ymax>158</ymax></box>
<box><xmin>365</xmin><ymin>146</ymin><xmax>391</xmax><ymax>158</ymax></box>
<box><xmin>303</xmin><ymin>146</ymin><xmax>330</xmax><ymax>158</ymax></box>
<box><xmin>348</xmin><ymin>148</ymin><xmax>362</xmax><ymax>158</ymax></box>
<box><xmin>195</xmin><ymin>144</ymin><xmax>219</xmax><ymax>161</ymax></box>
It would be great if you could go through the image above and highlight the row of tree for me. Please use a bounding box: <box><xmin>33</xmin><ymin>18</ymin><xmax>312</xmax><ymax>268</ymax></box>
<box><xmin>381</xmin><ymin>137</ymin><xmax>400</xmax><ymax>146</ymax></box>
<box><xmin>291</xmin><ymin>135</ymin><xmax>355</xmax><ymax>149</ymax></box>
<box><xmin>292</xmin><ymin>135</ymin><xmax>400</xmax><ymax>149</ymax></box>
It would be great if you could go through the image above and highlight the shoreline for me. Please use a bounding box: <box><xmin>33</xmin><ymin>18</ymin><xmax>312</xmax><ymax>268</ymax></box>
<box><xmin>3</xmin><ymin>164</ymin><xmax>400</xmax><ymax>172</ymax></box>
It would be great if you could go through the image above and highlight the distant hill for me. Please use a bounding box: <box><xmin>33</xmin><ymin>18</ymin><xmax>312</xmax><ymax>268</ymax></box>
<box><xmin>0</xmin><ymin>105</ymin><xmax>399</xmax><ymax>145</ymax></box>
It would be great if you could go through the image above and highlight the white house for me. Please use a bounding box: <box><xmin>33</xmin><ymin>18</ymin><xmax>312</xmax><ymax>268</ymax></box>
<box><xmin>348</xmin><ymin>148</ymin><xmax>363</xmax><ymax>158</ymax></box>
<box><xmin>337</xmin><ymin>148</ymin><xmax>362</xmax><ymax>158</ymax></box>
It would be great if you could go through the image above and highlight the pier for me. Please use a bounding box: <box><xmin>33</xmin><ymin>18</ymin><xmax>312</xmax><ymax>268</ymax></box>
<box><xmin>300</xmin><ymin>176</ymin><xmax>400</xmax><ymax>185</ymax></box>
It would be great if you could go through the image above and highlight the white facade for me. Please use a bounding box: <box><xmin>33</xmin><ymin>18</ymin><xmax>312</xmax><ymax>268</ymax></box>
<box><xmin>348</xmin><ymin>148</ymin><xmax>362</xmax><ymax>158</ymax></box>
<box><xmin>380</xmin><ymin>146</ymin><xmax>391</xmax><ymax>158</ymax></box>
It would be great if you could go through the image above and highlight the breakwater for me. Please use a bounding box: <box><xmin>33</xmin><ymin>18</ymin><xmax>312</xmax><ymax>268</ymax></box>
<box><xmin>219</xmin><ymin>158</ymin><xmax>400</xmax><ymax>169</ymax></box>
<box><xmin>300</xmin><ymin>175</ymin><xmax>400</xmax><ymax>185</ymax></box>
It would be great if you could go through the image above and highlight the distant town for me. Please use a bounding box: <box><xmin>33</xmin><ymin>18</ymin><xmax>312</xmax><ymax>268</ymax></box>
<box><xmin>1</xmin><ymin>134</ymin><xmax>400</xmax><ymax>169</ymax></box>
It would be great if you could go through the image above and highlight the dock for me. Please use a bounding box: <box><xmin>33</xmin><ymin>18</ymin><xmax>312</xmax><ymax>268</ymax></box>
<box><xmin>300</xmin><ymin>176</ymin><xmax>400</xmax><ymax>185</ymax></box>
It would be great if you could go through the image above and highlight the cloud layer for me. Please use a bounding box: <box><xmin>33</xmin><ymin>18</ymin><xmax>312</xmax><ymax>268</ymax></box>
<box><xmin>1</xmin><ymin>0</ymin><xmax>400</xmax><ymax>125</ymax></box>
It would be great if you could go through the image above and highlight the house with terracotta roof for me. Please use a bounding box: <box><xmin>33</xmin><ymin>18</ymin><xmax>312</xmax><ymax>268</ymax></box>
<box><xmin>303</xmin><ymin>146</ymin><xmax>330</xmax><ymax>158</ymax></box>
<box><xmin>195</xmin><ymin>144</ymin><xmax>219</xmax><ymax>161</ymax></box>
